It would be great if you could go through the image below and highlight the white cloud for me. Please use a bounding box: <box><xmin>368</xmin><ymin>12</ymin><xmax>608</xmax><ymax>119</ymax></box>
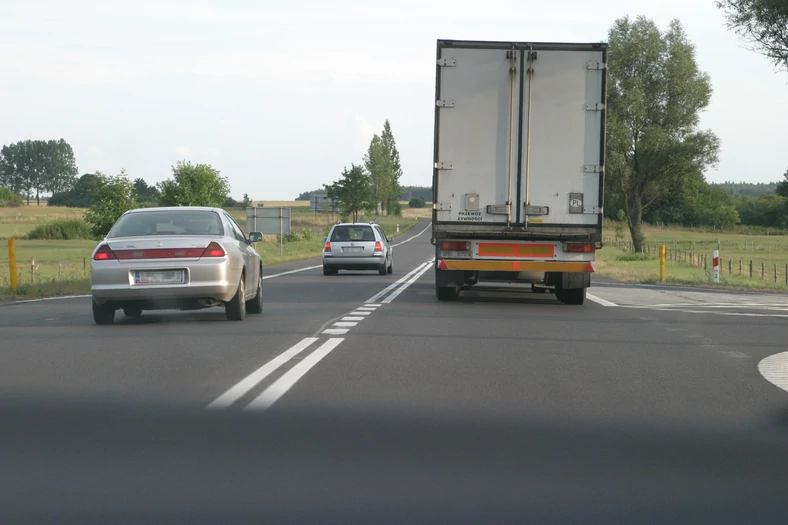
<box><xmin>203</xmin><ymin>147</ymin><xmax>219</xmax><ymax>157</ymax></box>
<box><xmin>173</xmin><ymin>146</ymin><xmax>191</xmax><ymax>157</ymax></box>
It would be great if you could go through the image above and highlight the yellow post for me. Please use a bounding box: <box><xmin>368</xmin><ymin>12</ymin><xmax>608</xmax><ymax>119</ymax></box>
<box><xmin>8</xmin><ymin>238</ymin><xmax>17</xmax><ymax>292</ymax></box>
<box><xmin>659</xmin><ymin>245</ymin><xmax>666</xmax><ymax>282</ymax></box>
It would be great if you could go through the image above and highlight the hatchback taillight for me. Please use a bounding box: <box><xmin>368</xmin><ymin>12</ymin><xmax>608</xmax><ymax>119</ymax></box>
<box><xmin>324</xmin><ymin>241</ymin><xmax>331</xmax><ymax>252</ymax></box>
<box><xmin>374</xmin><ymin>241</ymin><xmax>382</xmax><ymax>252</ymax></box>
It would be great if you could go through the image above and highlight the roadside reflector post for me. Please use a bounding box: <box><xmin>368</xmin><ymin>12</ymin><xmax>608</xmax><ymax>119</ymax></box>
<box><xmin>397</xmin><ymin>224</ymin><xmax>399</xmax><ymax>233</ymax></box>
<box><xmin>8</xmin><ymin>239</ymin><xmax>17</xmax><ymax>293</ymax></box>
<box><xmin>713</xmin><ymin>250</ymin><xmax>719</xmax><ymax>284</ymax></box>
<box><xmin>659</xmin><ymin>245</ymin><xmax>666</xmax><ymax>282</ymax></box>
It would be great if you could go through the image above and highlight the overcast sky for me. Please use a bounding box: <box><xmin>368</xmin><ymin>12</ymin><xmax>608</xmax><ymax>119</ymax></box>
<box><xmin>1</xmin><ymin>0</ymin><xmax>786</xmax><ymax>200</ymax></box>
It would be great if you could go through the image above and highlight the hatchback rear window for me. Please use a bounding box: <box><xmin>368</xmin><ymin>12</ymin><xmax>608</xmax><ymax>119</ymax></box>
<box><xmin>108</xmin><ymin>210</ymin><xmax>224</xmax><ymax>238</ymax></box>
<box><xmin>330</xmin><ymin>225</ymin><xmax>376</xmax><ymax>242</ymax></box>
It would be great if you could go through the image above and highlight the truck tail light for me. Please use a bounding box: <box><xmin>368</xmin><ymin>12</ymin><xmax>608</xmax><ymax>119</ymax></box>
<box><xmin>93</xmin><ymin>244</ymin><xmax>116</xmax><ymax>260</ymax></box>
<box><xmin>201</xmin><ymin>242</ymin><xmax>226</xmax><ymax>257</ymax></box>
<box><xmin>439</xmin><ymin>241</ymin><xmax>470</xmax><ymax>251</ymax></box>
<box><xmin>564</xmin><ymin>243</ymin><xmax>595</xmax><ymax>253</ymax></box>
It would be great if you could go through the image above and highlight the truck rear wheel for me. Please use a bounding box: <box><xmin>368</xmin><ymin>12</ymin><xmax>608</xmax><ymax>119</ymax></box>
<box><xmin>557</xmin><ymin>287</ymin><xmax>586</xmax><ymax>305</ymax></box>
<box><xmin>436</xmin><ymin>285</ymin><xmax>460</xmax><ymax>302</ymax></box>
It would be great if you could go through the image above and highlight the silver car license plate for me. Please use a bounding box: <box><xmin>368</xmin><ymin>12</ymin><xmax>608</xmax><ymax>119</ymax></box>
<box><xmin>134</xmin><ymin>270</ymin><xmax>184</xmax><ymax>284</ymax></box>
<box><xmin>342</xmin><ymin>247</ymin><xmax>363</xmax><ymax>253</ymax></box>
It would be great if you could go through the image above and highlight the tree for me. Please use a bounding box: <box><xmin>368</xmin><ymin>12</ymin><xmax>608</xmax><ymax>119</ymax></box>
<box><xmin>83</xmin><ymin>170</ymin><xmax>138</xmax><ymax>238</ymax></box>
<box><xmin>364</xmin><ymin>134</ymin><xmax>391</xmax><ymax>215</ymax></box>
<box><xmin>717</xmin><ymin>0</ymin><xmax>788</xmax><ymax>72</ymax></box>
<box><xmin>324</xmin><ymin>164</ymin><xmax>373</xmax><ymax>223</ymax></box>
<box><xmin>606</xmin><ymin>16</ymin><xmax>721</xmax><ymax>252</ymax></box>
<box><xmin>363</xmin><ymin>119</ymin><xmax>404</xmax><ymax>215</ymax></box>
<box><xmin>774</xmin><ymin>169</ymin><xmax>788</xmax><ymax>197</ymax></box>
<box><xmin>0</xmin><ymin>139</ymin><xmax>78</xmax><ymax>205</ymax></box>
<box><xmin>42</xmin><ymin>139</ymin><xmax>79</xmax><ymax>196</ymax></box>
<box><xmin>157</xmin><ymin>160</ymin><xmax>230</xmax><ymax>207</ymax></box>
<box><xmin>133</xmin><ymin>178</ymin><xmax>160</xmax><ymax>203</ymax></box>
<box><xmin>380</xmin><ymin>120</ymin><xmax>403</xmax><ymax>214</ymax></box>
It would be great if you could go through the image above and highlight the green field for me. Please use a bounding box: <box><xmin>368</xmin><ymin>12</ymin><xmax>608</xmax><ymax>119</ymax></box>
<box><xmin>0</xmin><ymin>202</ymin><xmax>425</xmax><ymax>298</ymax></box>
<box><xmin>598</xmin><ymin>220</ymin><xmax>788</xmax><ymax>292</ymax></box>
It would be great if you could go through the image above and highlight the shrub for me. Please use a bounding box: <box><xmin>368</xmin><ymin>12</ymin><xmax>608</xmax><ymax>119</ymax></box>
<box><xmin>390</xmin><ymin>201</ymin><xmax>403</xmax><ymax>217</ymax></box>
<box><xmin>0</xmin><ymin>187</ymin><xmax>23</xmax><ymax>207</ymax></box>
<box><xmin>26</xmin><ymin>219</ymin><xmax>95</xmax><ymax>240</ymax></box>
<box><xmin>408</xmin><ymin>197</ymin><xmax>426</xmax><ymax>208</ymax></box>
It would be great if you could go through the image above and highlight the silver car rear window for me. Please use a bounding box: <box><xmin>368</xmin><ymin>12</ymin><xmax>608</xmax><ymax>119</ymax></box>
<box><xmin>108</xmin><ymin>210</ymin><xmax>224</xmax><ymax>238</ymax></box>
<box><xmin>330</xmin><ymin>225</ymin><xmax>375</xmax><ymax>242</ymax></box>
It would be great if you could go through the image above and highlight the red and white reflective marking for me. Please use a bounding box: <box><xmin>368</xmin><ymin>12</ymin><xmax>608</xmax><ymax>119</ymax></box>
<box><xmin>713</xmin><ymin>249</ymin><xmax>720</xmax><ymax>284</ymax></box>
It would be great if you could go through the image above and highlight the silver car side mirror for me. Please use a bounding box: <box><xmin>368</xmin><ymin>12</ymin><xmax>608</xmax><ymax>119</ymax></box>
<box><xmin>248</xmin><ymin>232</ymin><xmax>263</xmax><ymax>243</ymax></box>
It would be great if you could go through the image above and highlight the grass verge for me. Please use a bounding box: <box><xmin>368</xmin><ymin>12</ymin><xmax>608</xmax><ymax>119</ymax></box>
<box><xmin>596</xmin><ymin>245</ymin><xmax>788</xmax><ymax>293</ymax></box>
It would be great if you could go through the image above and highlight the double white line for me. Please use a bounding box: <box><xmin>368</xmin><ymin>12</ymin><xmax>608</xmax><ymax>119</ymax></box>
<box><xmin>365</xmin><ymin>257</ymin><xmax>435</xmax><ymax>304</ymax></box>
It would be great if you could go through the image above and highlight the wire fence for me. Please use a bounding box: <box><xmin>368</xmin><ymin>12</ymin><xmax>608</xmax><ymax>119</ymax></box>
<box><xmin>0</xmin><ymin>259</ymin><xmax>90</xmax><ymax>288</ymax></box>
<box><xmin>604</xmin><ymin>239</ymin><xmax>788</xmax><ymax>285</ymax></box>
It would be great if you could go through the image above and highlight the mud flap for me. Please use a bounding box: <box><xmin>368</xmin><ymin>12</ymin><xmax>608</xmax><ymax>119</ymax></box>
<box><xmin>561</xmin><ymin>271</ymin><xmax>591</xmax><ymax>290</ymax></box>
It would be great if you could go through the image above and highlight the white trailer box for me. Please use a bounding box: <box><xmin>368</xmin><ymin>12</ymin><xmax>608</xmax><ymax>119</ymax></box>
<box><xmin>431</xmin><ymin>40</ymin><xmax>607</xmax><ymax>304</ymax></box>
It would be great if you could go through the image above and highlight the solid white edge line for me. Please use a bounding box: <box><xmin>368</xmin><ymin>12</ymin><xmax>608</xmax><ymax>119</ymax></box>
<box><xmin>758</xmin><ymin>351</ymin><xmax>788</xmax><ymax>393</ymax></box>
<box><xmin>364</xmin><ymin>260</ymin><xmax>431</xmax><ymax>303</ymax></box>
<box><xmin>382</xmin><ymin>259</ymin><xmax>435</xmax><ymax>304</ymax></box>
<box><xmin>205</xmin><ymin>337</ymin><xmax>319</xmax><ymax>410</ymax></box>
<box><xmin>390</xmin><ymin>221</ymin><xmax>432</xmax><ymax>247</ymax></box>
<box><xmin>245</xmin><ymin>338</ymin><xmax>345</xmax><ymax>411</ymax></box>
<box><xmin>262</xmin><ymin>265</ymin><xmax>322</xmax><ymax>280</ymax></box>
<box><xmin>8</xmin><ymin>294</ymin><xmax>91</xmax><ymax>304</ymax></box>
<box><xmin>587</xmin><ymin>294</ymin><xmax>618</xmax><ymax>307</ymax></box>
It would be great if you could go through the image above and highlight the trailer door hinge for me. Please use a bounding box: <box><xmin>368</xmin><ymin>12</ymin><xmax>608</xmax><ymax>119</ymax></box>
<box><xmin>585</xmin><ymin>103</ymin><xmax>605</xmax><ymax>111</ymax></box>
<box><xmin>584</xmin><ymin>206</ymin><xmax>602</xmax><ymax>214</ymax></box>
<box><xmin>583</xmin><ymin>165</ymin><xmax>603</xmax><ymax>173</ymax></box>
<box><xmin>524</xmin><ymin>205</ymin><xmax>549</xmax><ymax>216</ymax></box>
<box><xmin>434</xmin><ymin>202</ymin><xmax>452</xmax><ymax>211</ymax></box>
<box><xmin>437</xmin><ymin>57</ymin><xmax>456</xmax><ymax>67</ymax></box>
<box><xmin>436</xmin><ymin>99</ymin><xmax>456</xmax><ymax>108</ymax></box>
<box><xmin>434</xmin><ymin>161</ymin><xmax>453</xmax><ymax>170</ymax></box>
<box><xmin>587</xmin><ymin>61</ymin><xmax>606</xmax><ymax>70</ymax></box>
<box><xmin>486</xmin><ymin>204</ymin><xmax>510</xmax><ymax>215</ymax></box>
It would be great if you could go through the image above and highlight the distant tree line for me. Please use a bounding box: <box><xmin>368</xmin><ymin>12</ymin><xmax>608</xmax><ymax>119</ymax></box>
<box><xmin>296</xmin><ymin>185</ymin><xmax>431</xmax><ymax>205</ymax></box>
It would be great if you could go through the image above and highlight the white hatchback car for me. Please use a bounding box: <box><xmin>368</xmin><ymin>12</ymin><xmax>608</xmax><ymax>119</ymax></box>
<box><xmin>90</xmin><ymin>206</ymin><xmax>263</xmax><ymax>324</ymax></box>
<box><xmin>322</xmin><ymin>222</ymin><xmax>393</xmax><ymax>276</ymax></box>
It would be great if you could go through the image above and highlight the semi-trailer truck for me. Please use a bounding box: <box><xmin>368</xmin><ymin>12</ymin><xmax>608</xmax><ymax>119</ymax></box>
<box><xmin>431</xmin><ymin>39</ymin><xmax>608</xmax><ymax>305</ymax></box>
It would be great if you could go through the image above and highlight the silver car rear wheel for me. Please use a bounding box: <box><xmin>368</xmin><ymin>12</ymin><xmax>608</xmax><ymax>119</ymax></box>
<box><xmin>225</xmin><ymin>276</ymin><xmax>247</xmax><ymax>321</ymax></box>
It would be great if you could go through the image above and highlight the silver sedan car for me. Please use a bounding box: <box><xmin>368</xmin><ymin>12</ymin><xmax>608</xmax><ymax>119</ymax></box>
<box><xmin>322</xmin><ymin>222</ymin><xmax>393</xmax><ymax>275</ymax></box>
<box><xmin>90</xmin><ymin>206</ymin><xmax>264</xmax><ymax>324</ymax></box>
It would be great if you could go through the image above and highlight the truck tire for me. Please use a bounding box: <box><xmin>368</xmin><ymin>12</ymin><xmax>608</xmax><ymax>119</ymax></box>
<box><xmin>436</xmin><ymin>285</ymin><xmax>460</xmax><ymax>302</ymax></box>
<box><xmin>558</xmin><ymin>287</ymin><xmax>586</xmax><ymax>305</ymax></box>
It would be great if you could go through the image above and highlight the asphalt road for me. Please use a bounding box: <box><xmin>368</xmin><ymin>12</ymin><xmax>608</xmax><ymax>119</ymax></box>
<box><xmin>5</xmin><ymin>218</ymin><xmax>788</xmax><ymax>523</ymax></box>
<box><xmin>1</xmin><ymin>217</ymin><xmax>788</xmax><ymax>431</ymax></box>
